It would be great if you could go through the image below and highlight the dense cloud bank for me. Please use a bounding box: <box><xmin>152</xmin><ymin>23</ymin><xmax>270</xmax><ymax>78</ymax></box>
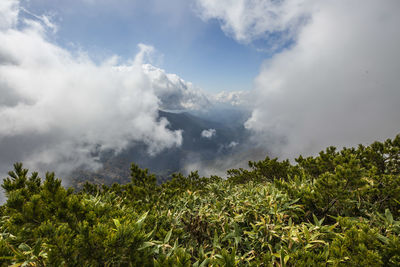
<box><xmin>0</xmin><ymin>0</ymin><xmax>192</xmax><ymax>176</ymax></box>
<box><xmin>198</xmin><ymin>0</ymin><xmax>400</xmax><ymax>158</ymax></box>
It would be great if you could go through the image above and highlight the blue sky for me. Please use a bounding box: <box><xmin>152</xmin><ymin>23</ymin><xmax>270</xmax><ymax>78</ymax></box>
<box><xmin>20</xmin><ymin>0</ymin><xmax>267</xmax><ymax>93</ymax></box>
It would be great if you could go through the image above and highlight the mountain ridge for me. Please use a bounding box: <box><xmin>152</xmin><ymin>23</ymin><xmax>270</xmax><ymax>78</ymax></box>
<box><xmin>70</xmin><ymin>110</ymin><xmax>250</xmax><ymax>188</ymax></box>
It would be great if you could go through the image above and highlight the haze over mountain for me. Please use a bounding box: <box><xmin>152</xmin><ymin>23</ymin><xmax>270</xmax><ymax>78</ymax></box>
<box><xmin>0</xmin><ymin>0</ymin><xmax>400</xmax><ymax>190</ymax></box>
<box><xmin>70</xmin><ymin>109</ymin><xmax>256</xmax><ymax>187</ymax></box>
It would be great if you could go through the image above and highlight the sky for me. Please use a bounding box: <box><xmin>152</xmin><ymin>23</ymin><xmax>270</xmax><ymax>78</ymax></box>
<box><xmin>1</xmin><ymin>0</ymin><xmax>400</xmax><ymax>183</ymax></box>
<box><xmin>19</xmin><ymin>0</ymin><xmax>266</xmax><ymax>93</ymax></box>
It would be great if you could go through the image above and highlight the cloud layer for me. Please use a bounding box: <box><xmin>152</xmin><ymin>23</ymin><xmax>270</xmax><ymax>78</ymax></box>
<box><xmin>0</xmin><ymin>0</ymin><xmax>191</xmax><ymax>176</ymax></box>
<box><xmin>244</xmin><ymin>0</ymin><xmax>400</xmax><ymax>158</ymax></box>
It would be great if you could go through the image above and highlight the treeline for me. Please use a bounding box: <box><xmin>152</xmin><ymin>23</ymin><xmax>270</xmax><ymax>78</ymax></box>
<box><xmin>0</xmin><ymin>135</ymin><xmax>399</xmax><ymax>266</ymax></box>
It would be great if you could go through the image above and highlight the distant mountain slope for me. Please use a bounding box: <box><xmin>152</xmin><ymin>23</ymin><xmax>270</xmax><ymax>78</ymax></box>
<box><xmin>70</xmin><ymin>110</ymin><xmax>250</xmax><ymax>187</ymax></box>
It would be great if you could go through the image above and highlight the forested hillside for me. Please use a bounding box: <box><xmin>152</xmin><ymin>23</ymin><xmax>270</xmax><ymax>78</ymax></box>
<box><xmin>1</xmin><ymin>135</ymin><xmax>399</xmax><ymax>266</ymax></box>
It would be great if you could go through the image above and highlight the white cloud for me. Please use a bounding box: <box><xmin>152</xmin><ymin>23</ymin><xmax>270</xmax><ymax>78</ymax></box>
<box><xmin>0</xmin><ymin>1</ymin><xmax>183</xmax><ymax>176</ymax></box>
<box><xmin>213</xmin><ymin>90</ymin><xmax>249</xmax><ymax>106</ymax></box>
<box><xmin>0</xmin><ymin>0</ymin><xmax>18</xmax><ymax>30</ymax></box>
<box><xmin>114</xmin><ymin>64</ymin><xmax>211</xmax><ymax>112</ymax></box>
<box><xmin>228</xmin><ymin>141</ymin><xmax>238</xmax><ymax>148</ymax></box>
<box><xmin>195</xmin><ymin>0</ymin><xmax>314</xmax><ymax>45</ymax></box>
<box><xmin>142</xmin><ymin>64</ymin><xmax>211</xmax><ymax>111</ymax></box>
<box><xmin>201</xmin><ymin>128</ymin><xmax>216</xmax><ymax>139</ymax></box>
<box><xmin>245</xmin><ymin>0</ymin><xmax>400</xmax><ymax>158</ymax></box>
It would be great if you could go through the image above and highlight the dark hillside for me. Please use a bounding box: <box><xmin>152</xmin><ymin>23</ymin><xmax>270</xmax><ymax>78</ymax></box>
<box><xmin>70</xmin><ymin>110</ymin><xmax>249</xmax><ymax>187</ymax></box>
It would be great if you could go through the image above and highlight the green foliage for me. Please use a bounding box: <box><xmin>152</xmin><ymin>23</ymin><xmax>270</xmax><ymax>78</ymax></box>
<box><xmin>1</xmin><ymin>135</ymin><xmax>399</xmax><ymax>266</ymax></box>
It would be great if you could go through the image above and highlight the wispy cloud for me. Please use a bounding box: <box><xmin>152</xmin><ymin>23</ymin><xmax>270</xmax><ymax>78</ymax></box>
<box><xmin>194</xmin><ymin>0</ymin><xmax>313</xmax><ymax>46</ymax></box>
